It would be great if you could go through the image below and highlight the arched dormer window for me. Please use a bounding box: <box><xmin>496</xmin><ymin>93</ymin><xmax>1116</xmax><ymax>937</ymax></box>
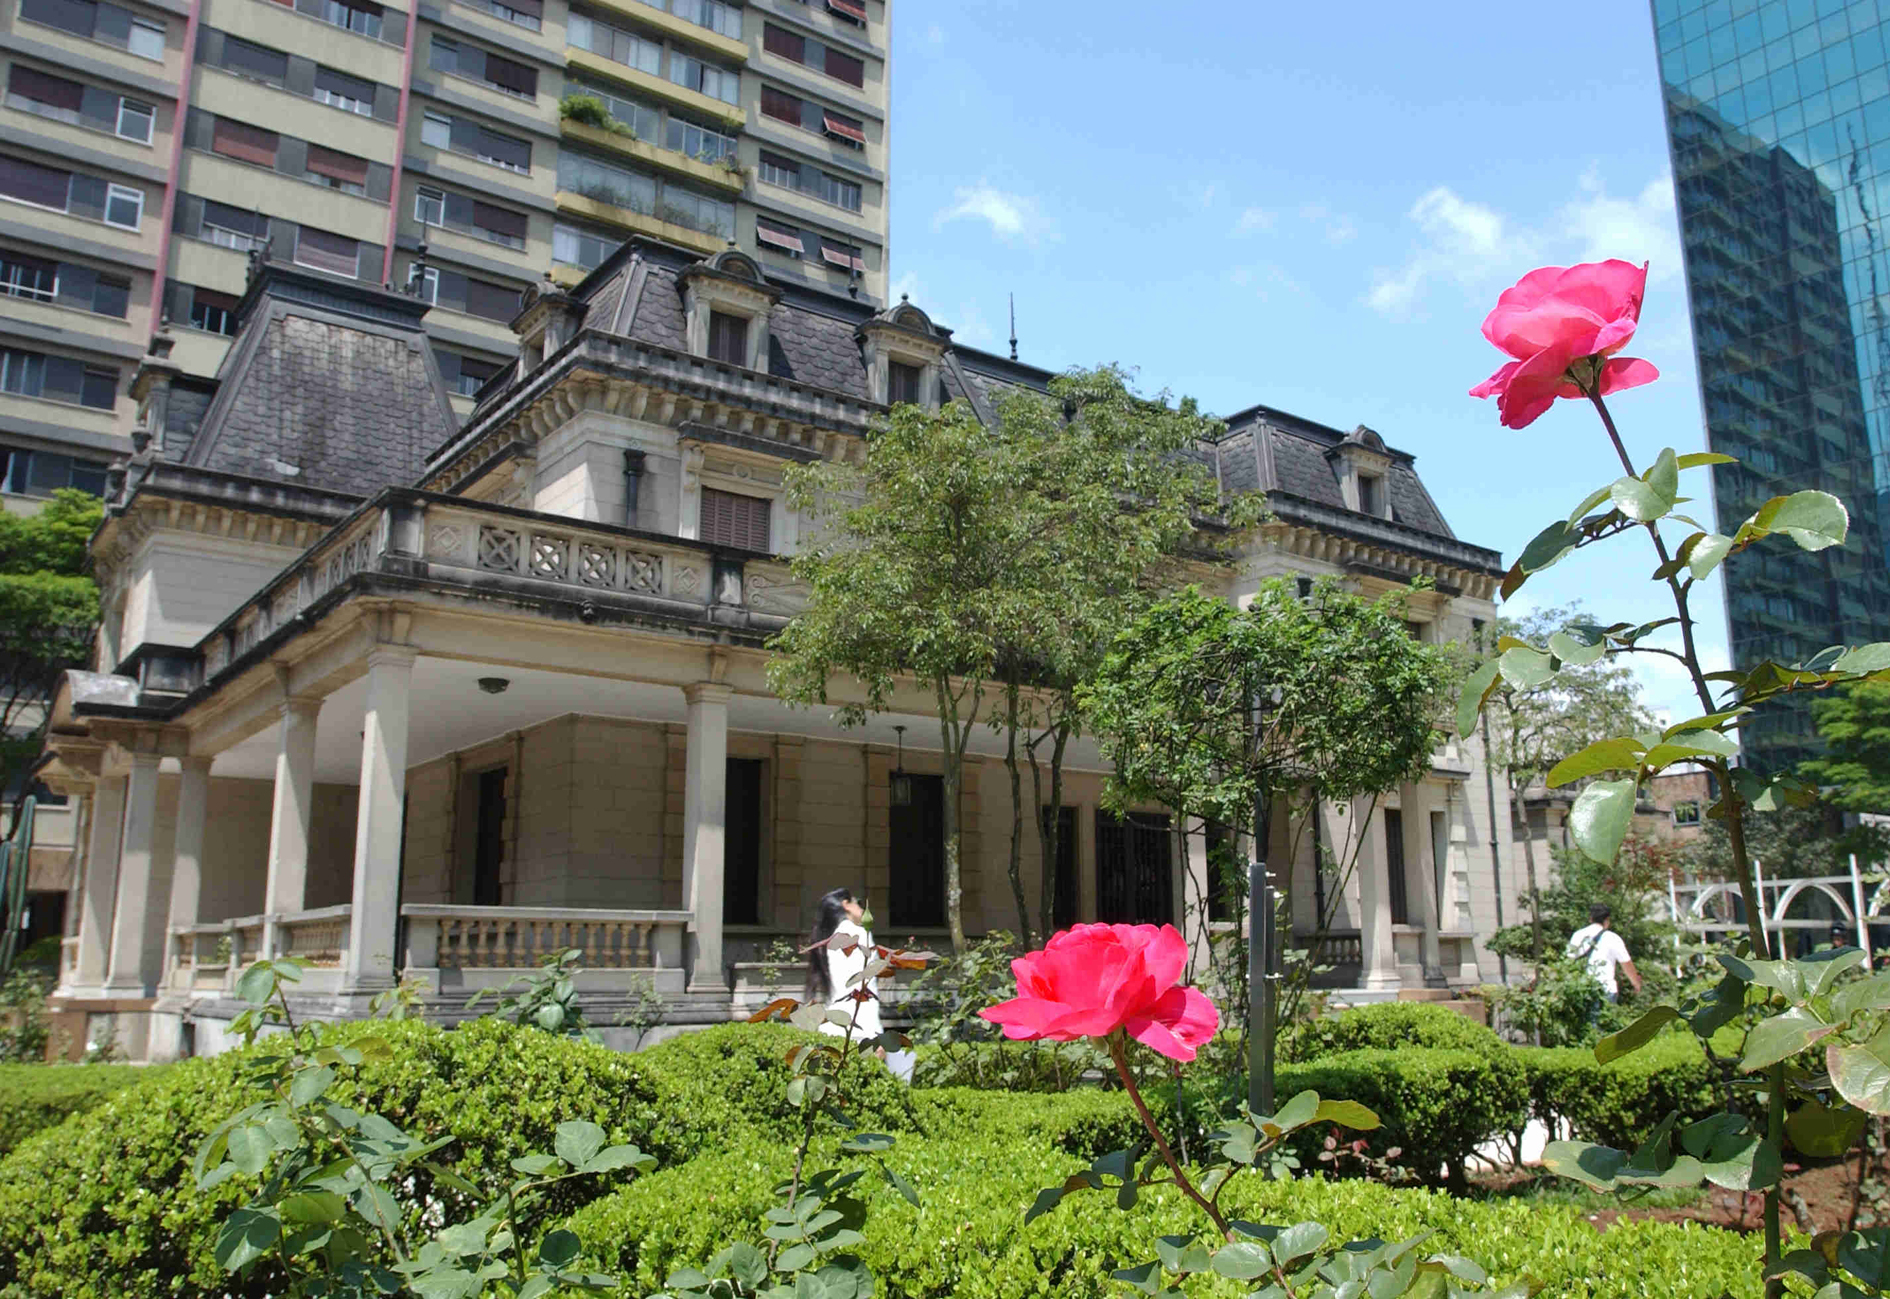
<box><xmin>680</xmin><ymin>249</ymin><xmax>782</xmax><ymax>372</ymax></box>
<box><xmin>857</xmin><ymin>295</ymin><xmax>948</xmax><ymax>411</ymax></box>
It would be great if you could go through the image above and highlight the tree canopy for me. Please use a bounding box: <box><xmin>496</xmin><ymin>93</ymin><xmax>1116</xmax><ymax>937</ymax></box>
<box><xmin>1802</xmin><ymin>680</ymin><xmax>1890</xmax><ymax>814</ymax></box>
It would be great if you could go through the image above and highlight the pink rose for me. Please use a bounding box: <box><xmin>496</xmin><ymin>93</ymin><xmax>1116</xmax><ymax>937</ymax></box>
<box><xmin>979</xmin><ymin>923</ymin><xmax>1219</xmax><ymax>1062</ymax></box>
<box><xmin>1468</xmin><ymin>260</ymin><xmax>1660</xmax><ymax>428</ymax></box>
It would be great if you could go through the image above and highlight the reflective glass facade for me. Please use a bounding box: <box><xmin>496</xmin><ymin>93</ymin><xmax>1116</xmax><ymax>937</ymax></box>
<box><xmin>1653</xmin><ymin>0</ymin><xmax>1890</xmax><ymax>773</ymax></box>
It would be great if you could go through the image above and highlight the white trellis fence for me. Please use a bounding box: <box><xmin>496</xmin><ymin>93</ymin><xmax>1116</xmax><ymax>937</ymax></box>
<box><xmin>1668</xmin><ymin>855</ymin><xmax>1888</xmax><ymax>970</ymax></box>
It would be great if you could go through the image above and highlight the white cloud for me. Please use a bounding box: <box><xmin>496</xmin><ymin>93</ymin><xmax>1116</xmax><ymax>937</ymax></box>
<box><xmin>1366</xmin><ymin>168</ymin><xmax>1679</xmax><ymax>316</ymax></box>
<box><xmin>1233</xmin><ymin>206</ymin><xmax>1274</xmax><ymax>236</ymax></box>
<box><xmin>1561</xmin><ymin>171</ymin><xmax>1683</xmax><ymax>282</ymax></box>
<box><xmin>933</xmin><ymin>184</ymin><xmax>1056</xmax><ymax>245</ymax></box>
<box><xmin>1299</xmin><ymin>203</ymin><xmax>1357</xmax><ymax>246</ymax></box>
<box><xmin>885</xmin><ymin>271</ymin><xmax>997</xmax><ymax>350</ymax></box>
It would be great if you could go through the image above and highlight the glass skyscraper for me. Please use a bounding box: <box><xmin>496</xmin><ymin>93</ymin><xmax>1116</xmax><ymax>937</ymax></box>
<box><xmin>1653</xmin><ymin>0</ymin><xmax>1890</xmax><ymax>773</ymax></box>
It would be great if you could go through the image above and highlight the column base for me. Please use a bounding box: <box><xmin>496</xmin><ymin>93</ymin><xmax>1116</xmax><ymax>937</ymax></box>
<box><xmin>1361</xmin><ymin>969</ymin><xmax>1403</xmax><ymax>992</ymax></box>
<box><xmin>686</xmin><ymin>977</ymin><xmax>733</xmax><ymax>995</ymax></box>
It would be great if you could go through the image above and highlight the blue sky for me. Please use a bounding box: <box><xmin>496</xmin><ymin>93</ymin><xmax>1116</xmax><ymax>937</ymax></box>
<box><xmin>884</xmin><ymin>0</ymin><xmax>1725</xmax><ymax>725</ymax></box>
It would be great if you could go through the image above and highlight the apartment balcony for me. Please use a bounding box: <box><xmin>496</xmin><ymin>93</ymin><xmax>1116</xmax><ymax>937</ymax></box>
<box><xmin>581</xmin><ymin>0</ymin><xmax>749</xmax><ymax>64</ymax></box>
<box><xmin>554</xmin><ymin>189</ymin><xmax>729</xmax><ymax>255</ymax></box>
<box><xmin>563</xmin><ymin>49</ymin><xmax>747</xmax><ymax>128</ymax></box>
<box><xmin>559</xmin><ymin>118</ymin><xmax>746</xmax><ymax>193</ymax></box>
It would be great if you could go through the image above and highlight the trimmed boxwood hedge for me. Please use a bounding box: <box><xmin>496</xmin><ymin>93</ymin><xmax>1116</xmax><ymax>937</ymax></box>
<box><xmin>566</xmin><ymin>1125</ymin><xmax>1765</xmax><ymax>1299</ymax></box>
<box><xmin>1280</xmin><ymin>1001</ymin><xmax>1508</xmax><ymax>1063</ymax></box>
<box><xmin>1524</xmin><ymin>1034</ymin><xmax>1721</xmax><ymax>1150</ymax></box>
<box><xmin>0</xmin><ymin>1063</ymin><xmax>159</xmax><ymax>1157</ymax></box>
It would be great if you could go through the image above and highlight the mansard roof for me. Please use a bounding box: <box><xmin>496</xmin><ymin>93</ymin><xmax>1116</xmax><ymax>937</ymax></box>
<box><xmin>176</xmin><ymin>261</ymin><xmax>460</xmax><ymax>499</ymax></box>
<box><xmin>1213</xmin><ymin>404</ymin><xmax>1456</xmax><ymax>539</ymax></box>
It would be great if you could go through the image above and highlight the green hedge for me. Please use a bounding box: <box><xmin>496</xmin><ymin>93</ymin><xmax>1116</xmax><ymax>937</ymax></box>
<box><xmin>1280</xmin><ymin>1001</ymin><xmax>1506</xmax><ymax>1063</ymax></box>
<box><xmin>0</xmin><ymin>1019</ymin><xmax>670</xmax><ymax>1299</ymax></box>
<box><xmin>567</xmin><ymin>1124</ymin><xmax>1764</xmax><ymax>1298</ymax></box>
<box><xmin>0</xmin><ymin>1064</ymin><xmax>158</xmax><ymax>1157</ymax></box>
<box><xmin>1275</xmin><ymin>1047</ymin><xmax>1527</xmax><ymax>1188</ymax></box>
<box><xmin>1523</xmin><ymin>1035</ymin><xmax>1721</xmax><ymax>1150</ymax></box>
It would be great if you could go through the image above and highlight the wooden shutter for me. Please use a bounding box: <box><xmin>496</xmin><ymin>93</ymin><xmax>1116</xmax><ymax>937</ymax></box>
<box><xmin>305</xmin><ymin>144</ymin><xmax>368</xmax><ymax>186</ymax></box>
<box><xmin>825</xmin><ymin>47</ymin><xmax>864</xmax><ymax>87</ymax></box>
<box><xmin>8</xmin><ymin>65</ymin><xmax>85</xmax><ymax>111</ymax></box>
<box><xmin>472</xmin><ymin>200</ymin><xmax>528</xmax><ymax>240</ymax></box>
<box><xmin>0</xmin><ymin>156</ymin><xmax>71</xmax><ymax>209</ymax></box>
<box><xmin>700</xmin><ymin>487</ymin><xmax>770</xmax><ymax>551</ymax></box>
<box><xmin>763</xmin><ymin>23</ymin><xmax>803</xmax><ymax>61</ymax></box>
<box><xmin>760</xmin><ymin>85</ymin><xmax>800</xmax><ymax>124</ymax></box>
<box><xmin>485</xmin><ymin>53</ymin><xmax>537</xmax><ymax>96</ymax></box>
<box><xmin>707</xmin><ymin>311</ymin><xmax>749</xmax><ymax>364</ymax></box>
<box><xmin>212</xmin><ymin>117</ymin><xmax>280</xmax><ymax>166</ymax></box>
<box><xmin>295</xmin><ymin>227</ymin><xmax>360</xmax><ymax>278</ymax></box>
<box><xmin>464</xmin><ymin>277</ymin><xmax>519</xmax><ymax>321</ymax></box>
<box><xmin>477</xmin><ymin>126</ymin><xmax>532</xmax><ymax>170</ymax></box>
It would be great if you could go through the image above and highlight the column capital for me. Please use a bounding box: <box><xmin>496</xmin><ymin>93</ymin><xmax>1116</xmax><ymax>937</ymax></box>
<box><xmin>280</xmin><ymin>695</ymin><xmax>323</xmax><ymax>721</ymax></box>
<box><xmin>127</xmin><ymin>750</ymin><xmax>163</xmax><ymax>772</ymax></box>
<box><xmin>180</xmin><ymin>754</ymin><xmax>214</xmax><ymax>774</ymax></box>
<box><xmin>683</xmin><ymin>681</ymin><xmax>734</xmax><ymax>707</ymax></box>
<box><xmin>364</xmin><ymin>644</ymin><xmax>420</xmax><ymax>671</ymax></box>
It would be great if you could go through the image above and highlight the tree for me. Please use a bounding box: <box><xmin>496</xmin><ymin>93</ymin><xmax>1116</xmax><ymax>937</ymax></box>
<box><xmin>0</xmin><ymin>490</ymin><xmax>101</xmax><ymax>828</ymax></box>
<box><xmin>1481</xmin><ymin>604</ymin><xmax>1654</xmax><ymax>958</ymax></box>
<box><xmin>981</xmin><ymin>367</ymin><xmax>1257</xmax><ymax>947</ymax></box>
<box><xmin>1079</xmin><ymin>578</ymin><xmax>1453</xmax><ymax>1094</ymax></box>
<box><xmin>1803</xmin><ymin>679</ymin><xmax>1890</xmax><ymax>813</ymax></box>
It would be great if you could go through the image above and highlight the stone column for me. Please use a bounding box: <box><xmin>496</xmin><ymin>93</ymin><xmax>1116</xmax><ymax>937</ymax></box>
<box><xmin>164</xmin><ymin>757</ymin><xmax>213</xmax><ymax>975</ymax></box>
<box><xmin>345</xmin><ymin>649</ymin><xmax>415</xmax><ymax>991</ymax></box>
<box><xmin>72</xmin><ymin>776</ymin><xmax>127</xmax><ymax>990</ymax></box>
<box><xmin>104</xmin><ymin>753</ymin><xmax>162</xmax><ymax>994</ymax></box>
<box><xmin>1407</xmin><ymin>784</ymin><xmax>1444</xmax><ymax>983</ymax></box>
<box><xmin>1356</xmin><ymin>799</ymin><xmax>1401</xmax><ymax>992</ymax></box>
<box><xmin>263</xmin><ymin>698</ymin><xmax>321</xmax><ymax>935</ymax></box>
<box><xmin>681</xmin><ymin>682</ymin><xmax>731</xmax><ymax>992</ymax></box>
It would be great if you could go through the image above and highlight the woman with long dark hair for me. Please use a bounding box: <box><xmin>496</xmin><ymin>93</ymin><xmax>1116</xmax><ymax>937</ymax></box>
<box><xmin>804</xmin><ymin>886</ymin><xmax>883</xmax><ymax>1044</ymax></box>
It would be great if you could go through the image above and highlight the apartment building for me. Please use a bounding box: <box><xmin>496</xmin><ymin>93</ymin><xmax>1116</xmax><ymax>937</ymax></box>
<box><xmin>0</xmin><ymin>0</ymin><xmax>891</xmax><ymax>501</ymax></box>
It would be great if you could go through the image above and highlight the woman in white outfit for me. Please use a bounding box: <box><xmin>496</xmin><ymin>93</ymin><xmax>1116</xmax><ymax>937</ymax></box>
<box><xmin>803</xmin><ymin>886</ymin><xmax>884</xmax><ymax>1047</ymax></box>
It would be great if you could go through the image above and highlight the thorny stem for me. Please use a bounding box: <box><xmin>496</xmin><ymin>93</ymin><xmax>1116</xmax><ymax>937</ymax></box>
<box><xmin>1107</xmin><ymin>1036</ymin><xmax>1229</xmax><ymax>1239</ymax></box>
<box><xmin>1582</xmin><ymin>384</ymin><xmax>1781</xmax><ymax>1298</ymax></box>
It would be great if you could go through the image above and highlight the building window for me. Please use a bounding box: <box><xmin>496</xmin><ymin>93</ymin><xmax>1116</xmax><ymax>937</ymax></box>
<box><xmin>116</xmin><ymin>98</ymin><xmax>154</xmax><ymax>142</ymax></box>
<box><xmin>724</xmin><ymin>756</ymin><xmax>763</xmax><ymax>925</ymax></box>
<box><xmin>431</xmin><ymin>37</ymin><xmax>538</xmax><ymax>99</ymax></box>
<box><xmin>667</xmin><ymin>52</ymin><xmax>739</xmax><ymax>105</ymax></box>
<box><xmin>760</xmin><ymin>85</ymin><xmax>800</xmax><ymax>126</ymax></box>
<box><xmin>888</xmin><ymin>773</ymin><xmax>944</xmax><ymax>928</ymax></box>
<box><xmin>80</xmin><ymin>365</ymin><xmax>116</xmax><ymax>408</ymax></box>
<box><xmin>463</xmin><ymin>275</ymin><xmax>519</xmax><ymax>322</ymax></box>
<box><xmin>103</xmin><ymin>183</ymin><xmax>143</xmax><ymax>228</ymax></box>
<box><xmin>1673</xmin><ymin>801</ymin><xmax>1702</xmax><ymax>827</ymax></box>
<box><xmin>89</xmin><ymin>274</ymin><xmax>129</xmax><ymax>317</ymax></box>
<box><xmin>471</xmin><ymin>767</ymin><xmax>507</xmax><ymax>905</ymax></box>
<box><xmin>1357</xmin><ymin>473</ymin><xmax>1384</xmax><ymax>516</ymax></box>
<box><xmin>415</xmin><ymin>185</ymin><xmax>445</xmax><ymax>225</ymax></box>
<box><xmin>552</xmin><ymin>221</ymin><xmax>619</xmax><ymax>270</ymax></box>
<box><xmin>212</xmin><ymin>117</ymin><xmax>280</xmax><ymax>167</ymax></box>
<box><xmin>0</xmin><ymin>252</ymin><xmax>58</xmax><ymax>303</ymax></box>
<box><xmin>188</xmin><ymin>287</ymin><xmax>239</xmax><ymax>335</ymax></box>
<box><xmin>460</xmin><ymin>0</ymin><xmax>542</xmax><ymax>30</ymax></box>
<box><xmin>201</xmin><ymin>200</ymin><xmax>269</xmax><ymax>250</ymax></box>
<box><xmin>887</xmin><ymin>360</ymin><xmax>922</xmax><ymax>406</ymax></box>
<box><xmin>320</xmin><ymin>0</ymin><xmax>383</xmax><ymax>38</ymax></box>
<box><xmin>669</xmin><ymin>0</ymin><xmax>740</xmax><ymax>39</ymax></box>
<box><xmin>666</xmin><ymin>116</ymin><xmax>736</xmax><ymax>165</ymax></box>
<box><xmin>0</xmin><ymin>348</ymin><xmax>46</xmax><ymax>398</ymax></box>
<box><xmin>758</xmin><ymin>151</ymin><xmax>862</xmax><ymax>212</ymax></box>
<box><xmin>422</xmin><ymin>112</ymin><xmax>452</xmax><ymax>149</ymax></box>
<box><xmin>127</xmin><ymin>16</ymin><xmax>164</xmax><ymax>58</ymax></box>
<box><xmin>757</xmin><ymin>151</ymin><xmax>797</xmax><ymax>189</ymax></box>
<box><xmin>222</xmin><ymin>36</ymin><xmax>289</xmax><ymax>85</ymax></box>
<box><xmin>566</xmin><ymin>10</ymin><xmax>662</xmax><ymax>77</ymax></box>
<box><xmin>1096</xmin><ymin>810</ymin><xmax>1173</xmax><ymax>925</ymax></box>
<box><xmin>1385</xmin><ymin>808</ymin><xmax>1409</xmax><ymax>926</ymax></box>
<box><xmin>754</xmin><ymin>216</ymin><xmax>802</xmax><ymax>257</ymax></box>
<box><xmin>821</xmin><ymin>109</ymin><xmax>864</xmax><ymax>146</ymax></box>
<box><xmin>707</xmin><ymin>311</ymin><xmax>748</xmax><ymax>365</ymax></box>
<box><xmin>313</xmin><ymin>67</ymin><xmax>375</xmax><ymax>116</ymax></box>
<box><xmin>0</xmin><ymin>155</ymin><xmax>71</xmax><ymax>211</ymax></box>
<box><xmin>700</xmin><ymin>485</ymin><xmax>769</xmax><ymax>548</ymax></box>
<box><xmin>825</xmin><ymin>0</ymin><xmax>865</xmax><ymax>25</ymax></box>
<box><xmin>558</xmin><ymin>151</ymin><xmax>656</xmax><ymax>212</ymax></box>
<box><xmin>762</xmin><ymin>23</ymin><xmax>863</xmax><ymax>88</ymax></box>
<box><xmin>565</xmin><ymin>79</ymin><xmax>659</xmax><ymax>141</ymax></box>
<box><xmin>0</xmin><ymin>445</ymin><xmax>109</xmax><ymax>496</ymax></box>
<box><xmin>294</xmin><ymin>226</ymin><xmax>360</xmax><ymax>278</ymax></box>
<box><xmin>304</xmin><ymin>144</ymin><xmax>369</xmax><ymax>193</ymax></box>
<box><xmin>0</xmin><ymin>347</ymin><xmax>116</xmax><ymax>410</ymax></box>
<box><xmin>819</xmin><ymin>237</ymin><xmax>862</xmax><ymax>272</ymax></box>
<box><xmin>449</xmin><ymin>353</ymin><xmax>499</xmax><ymax>396</ymax></box>
<box><xmin>658</xmin><ymin>186</ymin><xmax>732</xmax><ymax>238</ymax></box>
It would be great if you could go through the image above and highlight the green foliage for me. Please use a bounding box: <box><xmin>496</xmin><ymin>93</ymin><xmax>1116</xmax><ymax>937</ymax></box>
<box><xmin>0</xmin><ymin>1017</ymin><xmax>667</xmax><ymax>1298</ymax></box>
<box><xmin>468</xmin><ymin>946</ymin><xmax>600</xmax><ymax>1041</ymax></box>
<box><xmin>1081</xmin><ymin>580</ymin><xmax>1454</xmax><ymax>832</ymax></box>
<box><xmin>1804</xmin><ymin>679</ymin><xmax>1890</xmax><ymax>813</ymax></box>
<box><xmin>558</xmin><ymin>93</ymin><xmax>628</xmax><ymax>135</ymax></box>
<box><xmin>906</xmin><ymin>929</ymin><xmax>1100</xmax><ymax>1090</ymax></box>
<box><xmin>1523</xmin><ymin>1035</ymin><xmax>1719</xmax><ymax>1150</ymax></box>
<box><xmin>1278</xmin><ymin>1002</ymin><xmax>1508</xmax><ymax>1065</ymax></box>
<box><xmin>1685</xmin><ymin>796</ymin><xmax>1885</xmax><ymax>883</ymax></box>
<box><xmin>0</xmin><ymin>969</ymin><xmax>50</xmax><ymax>1062</ymax></box>
<box><xmin>569</xmin><ymin>1123</ymin><xmax>1763</xmax><ymax>1298</ymax></box>
<box><xmin>0</xmin><ymin>1062</ymin><xmax>155</xmax><ymax>1156</ymax></box>
<box><xmin>1273</xmin><ymin>1048</ymin><xmax>1528</xmax><ymax>1190</ymax></box>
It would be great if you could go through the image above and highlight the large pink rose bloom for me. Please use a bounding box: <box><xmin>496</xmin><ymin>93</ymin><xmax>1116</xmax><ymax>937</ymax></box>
<box><xmin>979</xmin><ymin>923</ymin><xmax>1219</xmax><ymax>1062</ymax></box>
<box><xmin>1468</xmin><ymin>260</ymin><xmax>1660</xmax><ymax>429</ymax></box>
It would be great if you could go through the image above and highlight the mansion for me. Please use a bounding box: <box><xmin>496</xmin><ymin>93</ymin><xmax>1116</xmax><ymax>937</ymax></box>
<box><xmin>37</xmin><ymin>241</ymin><xmax>1515</xmax><ymax>1058</ymax></box>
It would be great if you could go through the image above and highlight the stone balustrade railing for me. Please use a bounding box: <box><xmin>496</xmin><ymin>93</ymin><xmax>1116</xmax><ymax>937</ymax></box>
<box><xmin>1297</xmin><ymin>929</ymin><xmax>1364</xmax><ymax>967</ymax></box>
<box><xmin>400</xmin><ymin>904</ymin><xmax>689</xmax><ymax>972</ymax></box>
<box><xmin>275</xmin><ymin>904</ymin><xmax>353</xmax><ymax>968</ymax></box>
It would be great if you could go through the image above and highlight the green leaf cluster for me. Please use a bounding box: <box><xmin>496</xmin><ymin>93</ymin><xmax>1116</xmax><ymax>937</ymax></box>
<box><xmin>0</xmin><ymin>1061</ymin><xmax>157</xmax><ymax>1156</ymax></box>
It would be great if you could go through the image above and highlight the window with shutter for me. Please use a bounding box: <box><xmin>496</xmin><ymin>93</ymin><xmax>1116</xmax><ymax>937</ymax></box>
<box><xmin>700</xmin><ymin>487</ymin><xmax>770</xmax><ymax>550</ymax></box>
<box><xmin>825</xmin><ymin>47</ymin><xmax>863</xmax><ymax>87</ymax></box>
<box><xmin>18</xmin><ymin>0</ymin><xmax>99</xmax><ymax>39</ymax></box>
<box><xmin>463</xmin><ymin>277</ymin><xmax>520</xmax><ymax>322</ymax></box>
<box><xmin>763</xmin><ymin>23</ymin><xmax>802</xmax><ymax>60</ymax></box>
<box><xmin>484</xmin><ymin>53</ymin><xmax>537</xmax><ymax>97</ymax></box>
<box><xmin>211</xmin><ymin>117</ymin><xmax>279</xmax><ymax>166</ymax></box>
<box><xmin>887</xmin><ymin>360</ymin><xmax>922</xmax><ymax>406</ymax></box>
<box><xmin>7</xmin><ymin>65</ymin><xmax>86</xmax><ymax>113</ymax></box>
<box><xmin>472</xmin><ymin>200</ymin><xmax>528</xmax><ymax>244</ymax></box>
<box><xmin>760</xmin><ymin>85</ymin><xmax>800</xmax><ymax>125</ymax></box>
<box><xmin>707</xmin><ymin>311</ymin><xmax>749</xmax><ymax>365</ymax></box>
<box><xmin>305</xmin><ymin>144</ymin><xmax>369</xmax><ymax>189</ymax></box>
<box><xmin>0</xmin><ymin>156</ymin><xmax>72</xmax><ymax>210</ymax></box>
<box><xmin>475</xmin><ymin>126</ymin><xmax>531</xmax><ymax>171</ymax></box>
<box><xmin>294</xmin><ymin>227</ymin><xmax>360</xmax><ymax>278</ymax></box>
<box><xmin>222</xmin><ymin>37</ymin><xmax>289</xmax><ymax>84</ymax></box>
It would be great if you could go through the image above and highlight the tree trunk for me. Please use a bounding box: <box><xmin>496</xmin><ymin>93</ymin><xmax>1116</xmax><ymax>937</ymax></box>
<box><xmin>1511</xmin><ymin>781</ymin><xmax>1543</xmax><ymax>960</ymax></box>
<box><xmin>1001</xmin><ymin>681</ymin><xmax>1033</xmax><ymax>946</ymax></box>
<box><xmin>937</xmin><ymin>685</ymin><xmax>968</xmax><ymax>954</ymax></box>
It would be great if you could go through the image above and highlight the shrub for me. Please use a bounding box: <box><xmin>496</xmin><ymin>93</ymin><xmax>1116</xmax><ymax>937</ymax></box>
<box><xmin>908</xmin><ymin>1039</ymin><xmax>1105</xmax><ymax>1091</ymax></box>
<box><xmin>567</xmin><ymin>1126</ymin><xmax>1764</xmax><ymax>1298</ymax></box>
<box><xmin>1275</xmin><ymin>1047</ymin><xmax>1528</xmax><ymax>1188</ymax></box>
<box><xmin>0</xmin><ymin>1018</ymin><xmax>668</xmax><ymax>1299</ymax></box>
<box><xmin>0</xmin><ymin>1063</ymin><xmax>156</xmax><ymax>1156</ymax></box>
<box><xmin>1523</xmin><ymin>1034</ymin><xmax>1721</xmax><ymax>1150</ymax></box>
<box><xmin>1279</xmin><ymin>1001</ymin><xmax>1506</xmax><ymax>1063</ymax></box>
<box><xmin>636</xmin><ymin>1022</ymin><xmax>920</xmax><ymax>1146</ymax></box>
<box><xmin>912</xmin><ymin>1086</ymin><xmax>1162</xmax><ymax>1160</ymax></box>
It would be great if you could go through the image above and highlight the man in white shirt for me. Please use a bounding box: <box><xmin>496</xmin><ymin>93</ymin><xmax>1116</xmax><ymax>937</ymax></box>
<box><xmin>1566</xmin><ymin>903</ymin><xmax>1642</xmax><ymax>1001</ymax></box>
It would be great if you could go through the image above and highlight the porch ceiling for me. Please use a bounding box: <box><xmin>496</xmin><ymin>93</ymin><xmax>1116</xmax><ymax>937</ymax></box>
<box><xmin>208</xmin><ymin>655</ymin><xmax>1109</xmax><ymax>784</ymax></box>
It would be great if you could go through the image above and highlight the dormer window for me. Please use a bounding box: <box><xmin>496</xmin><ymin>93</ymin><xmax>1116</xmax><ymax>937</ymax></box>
<box><xmin>888</xmin><ymin>360</ymin><xmax>923</xmax><ymax>407</ymax></box>
<box><xmin>1358</xmin><ymin>473</ymin><xmax>1384</xmax><ymax>518</ymax></box>
<box><xmin>709</xmin><ymin>311</ymin><xmax>749</xmax><ymax>365</ymax></box>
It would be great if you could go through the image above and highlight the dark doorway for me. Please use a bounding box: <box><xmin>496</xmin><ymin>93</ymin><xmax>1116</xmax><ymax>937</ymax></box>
<box><xmin>889</xmin><ymin>773</ymin><xmax>944</xmax><ymax>929</ymax></box>
<box><xmin>1043</xmin><ymin>805</ymin><xmax>1077</xmax><ymax>931</ymax></box>
<box><xmin>473</xmin><ymin>768</ymin><xmax>507</xmax><ymax>906</ymax></box>
<box><xmin>1096</xmin><ymin>810</ymin><xmax>1173</xmax><ymax>925</ymax></box>
<box><xmin>1385</xmin><ymin>808</ymin><xmax>1409</xmax><ymax>926</ymax></box>
<box><xmin>725</xmin><ymin>757</ymin><xmax>764</xmax><ymax>925</ymax></box>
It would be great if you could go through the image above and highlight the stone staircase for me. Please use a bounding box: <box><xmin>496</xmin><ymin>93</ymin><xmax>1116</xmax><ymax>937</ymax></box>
<box><xmin>1396</xmin><ymin>985</ymin><xmax>1489</xmax><ymax>1026</ymax></box>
